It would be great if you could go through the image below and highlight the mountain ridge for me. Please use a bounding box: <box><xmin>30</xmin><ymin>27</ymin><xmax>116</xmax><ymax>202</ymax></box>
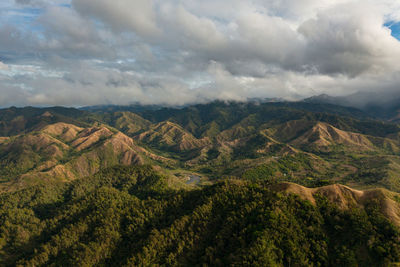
<box><xmin>1</xmin><ymin>101</ymin><xmax>400</xmax><ymax>192</ymax></box>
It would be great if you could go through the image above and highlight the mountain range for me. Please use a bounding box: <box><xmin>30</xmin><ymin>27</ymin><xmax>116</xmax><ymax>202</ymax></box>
<box><xmin>304</xmin><ymin>92</ymin><xmax>400</xmax><ymax>122</ymax></box>
<box><xmin>2</xmin><ymin>101</ymin><xmax>400</xmax><ymax>190</ymax></box>
<box><xmin>2</xmin><ymin>100</ymin><xmax>400</xmax><ymax>265</ymax></box>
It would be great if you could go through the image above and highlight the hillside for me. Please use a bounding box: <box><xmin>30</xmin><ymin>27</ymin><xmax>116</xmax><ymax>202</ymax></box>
<box><xmin>0</xmin><ymin>122</ymin><xmax>169</xmax><ymax>191</ymax></box>
<box><xmin>290</xmin><ymin>122</ymin><xmax>375</xmax><ymax>152</ymax></box>
<box><xmin>274</xmin><ymin>182</ymin><xmax>400</xmax><ymax>226</ymax></box>
<box><xmin>2</xmin><ymin>102</ymin><xmax>400</xmax><ymax>192</ymax></box>
<box><xmin>0</xmin><ymin>107</ymin><xmax>89</xmax><ymax>136</ymax></box>
<box><xmin>136</xmin><ymin>121</ymin><xmax>210</xmax><ymax>152</ymax></box>
<box><xmin>1</xmin><ymin>166</ymin><xmax>400</xmax><ymax>266</ymax></box>
<box><xmin>1</xmin><ymin>102</ymin><xmax>400</xmax><ymax>265</ymax></box>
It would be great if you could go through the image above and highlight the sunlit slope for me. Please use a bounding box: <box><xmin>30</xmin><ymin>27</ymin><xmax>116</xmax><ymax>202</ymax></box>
<box><xmin>0</xmin><ymin>122</ymin><xmax>169</xmax><ymax>191</ymax></box>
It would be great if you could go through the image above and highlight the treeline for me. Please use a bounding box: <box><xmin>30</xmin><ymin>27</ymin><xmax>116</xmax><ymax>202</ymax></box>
<box><xmin>1</xmin><ymin>165</ymin><xmax>399</xmax><ymax>266</ymax></box>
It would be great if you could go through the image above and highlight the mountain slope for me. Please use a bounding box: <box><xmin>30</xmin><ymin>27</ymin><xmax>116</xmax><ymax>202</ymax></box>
<box><xmin>136</xmin><ymin>121</ymin><xmax>210</xmax><ymax>152</ymax></box>
<box><xmin>291</xmin><ymin>122</ymin><xmax>376</xmax><ymax>152</ymax></box>
<box><xmin>0</xmin><ymin>106</ymin><xmax>89</xmax><ymax>136</ymax></box>
<box><xmin>1</xmin><ymin>167</ymin><xmax>399</xmax><ymax>266</ymax></box>
<box><xmin>274</xmin><ymin>182</ymin><xmax>400</xmax><ymax>226</ymax></box>
<box><xmin>1</xmin><ymin>102</ymin><xmax>400</xmax><ymax>192</ymax></box>
<box><xmin>98</xmin><ymin>111</ymin><xmax>153</xmax><ymax>135</ymax></box>
<box><xmin>0</xmin><ymin>123</ymin><xmax>170</xmax><ymax>191</ymax></box>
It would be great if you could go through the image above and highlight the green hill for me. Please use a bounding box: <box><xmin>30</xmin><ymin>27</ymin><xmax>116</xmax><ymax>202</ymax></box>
<box><xmin>2</xmin><ymin>101</ymin><xmax>400</xmax><ymax>265</ymax></box>
<box><xmin>0</xmin><ymin>165</ymin><xmax>399</xmax><ymax>266</ymax></box>
<box><xmin>2</xmin><ymin>101</ymin><xmax>400</xmax><ymax>192</ymax></box>
<box><xmin>0</xmin><ymin>122</ymin><xmax>170</xmax><ymax>191</ymax></box>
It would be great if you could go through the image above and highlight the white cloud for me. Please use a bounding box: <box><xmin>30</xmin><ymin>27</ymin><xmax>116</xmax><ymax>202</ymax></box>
<box><xmin>72</xmin><ymin>0</ymin><xmax>160</xmax><ymax>38</ymax></box>
<box><xmin>1</xmin><ymin>0</ymin><xmax>400</xmax><ymax>107</ymax></box>
<box><xmin>0</xmin><ymin>61</ymin><xmax>9</xmax><ymax>70</ymax></box>
<box><xmin>299</xmin><ymin>3</ymin><xmax>400</xmax><ymax>76</ymax></box>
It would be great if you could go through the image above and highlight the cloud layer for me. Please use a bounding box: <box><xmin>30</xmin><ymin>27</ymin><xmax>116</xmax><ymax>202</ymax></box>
<box><xmin>1</xmin><ymin>0</ymin><xmax>400</xmax><ymax>107</ymax></box>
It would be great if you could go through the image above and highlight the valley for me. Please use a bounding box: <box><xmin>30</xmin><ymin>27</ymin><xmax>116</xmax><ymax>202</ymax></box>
<box><xmin>2</xmin><ymin>101</ymin><xmax>400</xmax><ymax>192</ymax></box>
<box><xmin>2</xmin><ymin>101</ymin><xmax>400</xmax><ymax>265</ymax></box>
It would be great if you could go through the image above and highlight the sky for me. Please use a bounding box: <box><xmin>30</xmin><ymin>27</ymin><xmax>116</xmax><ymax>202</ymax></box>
<box><xmin>1</xmin><ymin>0</ymin><xmax>400</xmax><ymax>107</ymax></box>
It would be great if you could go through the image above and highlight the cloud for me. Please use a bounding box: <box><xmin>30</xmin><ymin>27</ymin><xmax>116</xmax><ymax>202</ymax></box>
<box><xmin>15</xmin><ymin>0</ymin><xmax>32</xmax><ymax>4</ymax></box>
<box><xmin>0</xmin><ymin>61</ymin><xmax>9</xmax><ymax>70</ymax></box>
<box><xmin>1</xmin><ymin>0</ymin><xmax>400</xmax><ymax>107</ymax></box>
<box><xmin>72</xmin><ymin>0</ymin><xmax>160</xmax><ymax>38</ymax></box>
<box><xmin>37</xmin><ymin>6</ymin><xmax>114</xmax><ymax>59</ymax></box>
<box><xmin>13</xmin><ymin>0</ymin><xmax>68</xmax><ymax>7</ymax></box>
<box><xmin>299</xmin><ymin>3</ymin><xmax>400</xmax><ymax>76</ymax></box>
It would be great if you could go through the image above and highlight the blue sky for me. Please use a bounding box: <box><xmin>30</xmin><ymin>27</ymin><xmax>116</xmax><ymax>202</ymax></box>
<box><xmin>1</xmin><ymin>0</ymin><xmax>400</xmax><ymax>107</ymax></box>
<box><xmin>387</xmin><ymin>22</ymin><xmax>400</xmax><ymax>40</ymax></box>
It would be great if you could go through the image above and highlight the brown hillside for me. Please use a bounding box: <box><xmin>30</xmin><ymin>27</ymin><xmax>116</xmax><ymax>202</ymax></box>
<box><xmin>0</xmin><ymin>137</ymin><xmax>10</xmax><ymax>144</ymax></box>
<box><xmin>291</xmin><ymin>122</ymin><xmax>375</xmax><ymax>151</ymax></box>
<box><xmin>273</xmin><ymin>182</ymin><xmax>400</xmax><ymax>226</ymax></box>
<box><xmin>72</xmin><ymin>126</ymin><xmax>114</xmax><ymax>151</ymax></box>
<box><xmin>41</xmin><ymin>122</ymin><xmax>83</xmax><ymax>142</ymax></box>
<box><xmin>12</xmin><ymin>133</ymin><xmax>68</xmax><ymax>158</ymax></box>
<box><xmin>273</xmin><ymin>119</ymin><xmax>316</xmax><ymax>142</ymax></box>
<box><xmin>136</xmin><ymin>121</ymin><xmax>210</xmax><ymax>151</ymax></box>
<box><xmin>114</xmin><ymin>112</ymin><xmax>152</xmax><ymax>135</ymax></box>
<box><xmin>32</xmin><ymin>128</ymin><xmax>148</xmax><ymax>180</ymax></box>
<box><xmin>0</xmin><ymin>122</ymin><xmax>173</xmax><ymax>191</ymax></box>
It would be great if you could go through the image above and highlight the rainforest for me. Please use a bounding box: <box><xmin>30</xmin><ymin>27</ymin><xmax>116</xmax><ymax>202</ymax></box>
<box><xmin>1</xmin><ymin>101</ymin><xmax>400</xmax><ymax>266</ymax></box>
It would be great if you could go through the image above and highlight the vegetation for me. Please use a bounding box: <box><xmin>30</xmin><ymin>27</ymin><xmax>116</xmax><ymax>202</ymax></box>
<box><xmin>1</xmin><ymin>165</ymin><xmax>400</xmax><ymax>266</ymax></box>
<box><xmin>2</xmin><ymin>101</ymin><xmax>400</xmax><ymax>265</ymax></box>
<box><xmin>2</xmin><ymin>101</ymin><xmax>400</xmax><ymax>191</ymax></box>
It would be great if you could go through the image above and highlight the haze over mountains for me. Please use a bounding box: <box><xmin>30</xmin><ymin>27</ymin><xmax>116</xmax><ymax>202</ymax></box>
<box><xmin>304</xmin><ymin>92</ymin><xmax>400</xmax><ymax>121</ymax></box>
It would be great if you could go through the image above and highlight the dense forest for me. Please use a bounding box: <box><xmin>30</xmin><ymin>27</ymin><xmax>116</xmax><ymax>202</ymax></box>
<box><xmin>1</xmin><ymin>165</ymin><xmax>400</xmax><ymax>266</ymax></box>
<box><xmin>2</xmin><ymin>102</ymin><xmax>400</xmax><ymax>265</ymax></box>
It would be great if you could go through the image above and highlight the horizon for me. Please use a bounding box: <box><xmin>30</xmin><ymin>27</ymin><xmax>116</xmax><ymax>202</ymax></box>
<box><xmin>1</xmin><ymin>92</ymin><xmax>399</xmax><ymax>110</ymax></box>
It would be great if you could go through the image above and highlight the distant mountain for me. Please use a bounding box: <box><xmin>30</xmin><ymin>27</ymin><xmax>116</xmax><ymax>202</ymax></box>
<box><xmin>303</xmin><ymin>92</ymin><xmax>400</xmax><ymax>122</ymax></box>
<box><xmin>1</xmin><ymin>100</ymin><xmax>400</xmax><ymax>192</ymax></box>
<box><xmin>303</xmin><ymin>94</ymin><xmax>351</xmax><ymax>106</ymax></box>
<box><xmin>2</xmin><ymin>101</ymin><xmax>400</xmax><ymax>265</ymax></box>
<box><xmin>0</xmin><ymin>106</ymin><xmax>89</xmax><ymax>136</ymax></box>
<box><xmin>79</xmin><ymin>103</ymin><xmax>172</xmax><ymax>113</ymax></box>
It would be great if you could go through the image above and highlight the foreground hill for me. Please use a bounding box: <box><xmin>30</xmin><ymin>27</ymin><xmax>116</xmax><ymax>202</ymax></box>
<box><xmin>1</xmin><ymin>165</ymin><xmax>399</xmax><ymax>266</ymax></box>
<box><xmin>274</xmin><ymin>182</ymin><xmax>400</xmax><ymax>226</ymax></box>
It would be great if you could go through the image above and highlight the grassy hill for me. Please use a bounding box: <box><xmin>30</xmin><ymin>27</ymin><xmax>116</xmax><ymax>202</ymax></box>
<box><xmin>2</xmin><ymin>101</ymin><xmax>400</xmax><ymax>192</ymax></box>
<box><xmin>2</xmin><ymin>102</ymin><xmax>400</xmax><ymax>265</ymax></box>
<box><xmin>0</xmin><ymin>122</ymin><xmax>170</xmax><ymax>191</ymax></box>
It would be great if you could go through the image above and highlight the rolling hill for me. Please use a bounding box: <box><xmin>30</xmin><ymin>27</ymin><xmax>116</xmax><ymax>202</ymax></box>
<box><xmin>2</xmin><ymin>102</ymin><xmax>400</xmax><ymax>265</ymax></box>
<box><xmin>0</xmin><ymin>122</ymin><xmax>170</xmax><ymax>191</ymax></box>
<box><xmin>2</xmin><ymin>101</ymin><xmax>400</xmax><ymax>192</ymax></box>
<box><xmin>1</xmin><ymin>165</ymin><xmax>400</xmax><ymax>266</ymax></box>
